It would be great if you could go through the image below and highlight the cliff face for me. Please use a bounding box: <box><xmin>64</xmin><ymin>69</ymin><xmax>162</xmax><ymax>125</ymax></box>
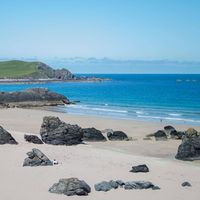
<box><xmin>30</xmin><ymin>62</ymin><xmax>74</xmax><ymax>80</ymax></box>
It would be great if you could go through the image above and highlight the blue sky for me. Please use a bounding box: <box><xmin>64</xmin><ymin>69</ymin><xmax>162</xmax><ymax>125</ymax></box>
<box><xmin>0</xmin><ymin>0</ymin><xmax>200</xmax><ymax>62</ymax></box>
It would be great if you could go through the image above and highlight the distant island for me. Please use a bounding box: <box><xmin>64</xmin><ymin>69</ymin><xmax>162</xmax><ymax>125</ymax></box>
<box><xmin>0</xmin><ymin>60</ymin><xmax>108</xmax><ymax>83</ymax></box>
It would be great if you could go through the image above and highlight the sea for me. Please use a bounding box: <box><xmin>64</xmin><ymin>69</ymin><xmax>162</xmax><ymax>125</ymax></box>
<box><xmin>0</xmin><ymin>74</ymin><xmax>200</xmax><ymax>125</ymax></box>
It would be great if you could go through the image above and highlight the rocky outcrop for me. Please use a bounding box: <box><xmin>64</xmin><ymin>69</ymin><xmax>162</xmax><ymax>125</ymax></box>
<box><xmin>164</xmin><ymin>125</ymin><xmax>176</xmax><ymax>136</ymax></box>
<box><xmin>175</xmin><ymin>128</ymin><xmax>200</xmax><ymax>161</ymax></box>
<box><xmin>107</xmin><ymin>131</ymin><xmax>128</xmax><ymax>141</ymax></box>
<box><xmin>154</xmin><ymin>130</ymin><xmax>167</xmax><ymax>141</ymax></box>
<box><xmin>24</xmin><ymin>134</ymin><xmax>43</xmax><ymax>144</ymax></box>
<box><xmin>40</xmin><ymin>116</ymin><xmax>83</xmax><ymax>145</ymax></box>
<box><xmin>94</xmin><ymin>180</ymin><xmax>160</xmax><ymax>192</ymax></box>
<box><xmin>0</xmin><ymin>126</ymin><xmax>18</xmax><ymax>144</ymax></box>
<box><xmin>130</xmin><ymin>164</ymin><xmax>149</xmax><ymax>173</ymax></box>
<box><xmin>82</xmin><ymin>128</ymin><xmax>106</xmax><ymax>141</ymax></box>
<box><xmin>49</xmin><ymin>178</ymin><xmax>91</xmax><ymax>196</ymax></box>
<box><xmin>0</xmin><ymin>88</ymin><xmax>70</xmax><ymax>108</ymax></box>
<box><xmin>23</xmin><ymin>148</ymin><xmax>53</xmax><ymax>166</ymax></box>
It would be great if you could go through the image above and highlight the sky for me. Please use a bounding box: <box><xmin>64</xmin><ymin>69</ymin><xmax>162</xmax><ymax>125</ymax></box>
<box><xmin>0</xmin><ymin>0</ymin><xmax>200</xmax><ymax>73</ymax></box>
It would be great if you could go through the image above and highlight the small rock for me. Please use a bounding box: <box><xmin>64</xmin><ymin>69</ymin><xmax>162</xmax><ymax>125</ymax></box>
<box><xmin>124</xmin><ymin>181</ymin><xmax>155</xmax><ymax>190</ymax></box>
<box><xmin>154</xmin><ymin>130</ymin><xmax>167</xmax><ymax>141</ymax></box>
<box><xmin>24</xmin><ymin>134</ymin><xmax>43</xmax><ymax>144</ymax></box>
<box><xmin>182</xmin><ymin>182</ymin><xmax>192</xmax><ymax>187</ymax></box>
<box><xmin>107</xmin><ymin>131</ymin><xmax>128</xmax><ymax>141</ymax></box>
<box><xmin>143</xmin><ymin>137</ymin><xmax>152</xmax><ymax>140</ymax></box>
<box><xmin>152</xmin><ymin>186</ymin><xmax>161</xmax><ymax>190</ymax></box>
<box><xmin>185</xmin><ymin>128</ymin><xmax>199</xmax><ymax>138</ymax></box>
<box><xmin>0</xmin><ymin>126</ymin><xmax>18</xmax><ymax>144</ymax></box>
<box><xmin>164</xmin><ymin>125</ymin><xmax>176</xmax><ymax>136</ymax></box>
<box><xmin>130</xmin><ymin>164</ymin><xmax>149</xmax><ymax>173</ymax></box>
<box><xmin>23</xmin><ymin>148</ymin><xmax>53</xmax><ymax>166</ymax></box>
<box><xmin>94</xmin><ymin>181</ymin><xmax>113</xmax><ymax>192</ymax></box>
<box><xmin>49</xmin><ymin>178</ymin><xmax>91</xmax><ymax>196</ymax></box>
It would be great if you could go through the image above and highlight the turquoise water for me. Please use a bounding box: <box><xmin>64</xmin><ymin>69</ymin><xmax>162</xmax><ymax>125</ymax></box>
<box><xmin>0</xmin><ymin>74</ymin><xmax>200</xmax><ymax>125</ymax></box>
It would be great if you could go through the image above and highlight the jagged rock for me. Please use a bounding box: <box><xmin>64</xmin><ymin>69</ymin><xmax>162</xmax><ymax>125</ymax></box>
<box><xmin>49</xmin><ymin>178</ymin><xmax>91</xmax><ymax>196</ymax></box>
<box><xmin>181</xmin><ymin>182</ymin><xmax>192</xmax><ymax>187</ymax></box>
<box><xmin>24</xmin><ymin>134</ymin><xmax>43</xmax><ymax>144</ymax></box>
<box><xmin>0</xmin><ymin>126</ymin><xmax>18</xmax><ymax>144</ymax></box>
<box><xmin>154</xmin><ymin>130</ymin><xmax>167</xmax><ymax>141</ymax></box>
<box><xmin>164</xmin><ymin>125</ymin><xmax>176</xmax><ymax>136</ymax></box>
<box><xmin>94</xmin><ymin>181</ymin><xmax>118</xmax><ymax>192</ymax></box>
<box><xmin>0</xmin><ymin>88</ymin><xmax>70</xmax><ymax>108</ymax></box>
<box><xmin>124</xmin><ymin>181</ymin><xmax>158</xmax><ymax>190</ymax></box>
<box><xmin>82</xmin><ymin>128</ymin><xmax>106</xmax><ymax>141</ymax></box>
<box><xmin>40</xmin><ymin>116</ymin><xmax>83</xmax><ymax>145</ymax></box>
<box><xmin>23</xmin><ymin>148</ymin><xmax>53</xmax><ymax>166</ymax></box>
<box><xmin>107</xmin><ymin>131</ymin><xmax>128</xmax><ymax>141</ymax></box>
<box><xmin>175</xmin><ymin>133</ymin><xmax>200</xmax><ymax>161</ymax></box>
<box><xmin>130</xmin><ymin>164</ymin><xmax>149</xmax><ymax>173</ymax></box>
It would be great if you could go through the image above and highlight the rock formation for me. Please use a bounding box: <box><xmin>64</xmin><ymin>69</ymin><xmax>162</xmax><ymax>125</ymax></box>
<box><xmin>175</xmin><ymin>128</ymin><xmax>200</xmax><ymax>161</ymax></box>
<box><xmin>0</xmin><ymin>126</ymin><xmax>18</xmax><ymax>144</ymax></box>
<box><xmin>40</xmin><ymin>116</ymin><xmax>83</xmax><ymax>145</ymax></box>
<box><xmin>49</xmin><ymin>178</ymin><xmax>91</xmax><ymax>196</ymax></box>
<box><xmin>0</xmin><ymin>88</ymin><xmax>70</xmax><ymax>108</ymax></box>
<box><xmin>23</xmin><ymin>148</ymin><xmax>53</xmax><ymax>166</ymax></box>
<box><xmin>82</xmin><ymin>128</ymin><xmax>106</xmax><ymax>141</ymax></box>
<box><xmin>154</xmin><ymin>130</ymin><xmax>167</xmax><ymax>141</ymax></box>
<box><xmin>24</xmin><ymin>134</ymin><xmax>43</xmax><ymax>144</ymax></box>
<box><xmin>94</xmin><ymin>180</ymin><xmax>160</xmax><ymax>192</ymax></box>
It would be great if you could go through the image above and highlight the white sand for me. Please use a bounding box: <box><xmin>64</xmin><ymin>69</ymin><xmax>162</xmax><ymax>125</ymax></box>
<box><xmin>0</xmin><ymin>108</ymin><xmax>200</xmax><ymax>200</ymax></box>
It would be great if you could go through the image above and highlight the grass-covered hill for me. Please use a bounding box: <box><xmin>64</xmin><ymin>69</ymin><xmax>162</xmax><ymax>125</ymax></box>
<box><xmin>0</xmin><ymin>60</ymin><xmax>74</xmax><ymax>80</ymax></box>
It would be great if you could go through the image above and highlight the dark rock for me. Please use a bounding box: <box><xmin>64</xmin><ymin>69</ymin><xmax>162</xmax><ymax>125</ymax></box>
<box><xmin>109</xmin><ymin>180</ymin><xmax>118</xmax><ymax>189</ymax></box>
<box><xmin>23</xmin><ymin>148</ymin><xmax>53</xmax><ymax>166</ymax></box>
<box><xmin>164</xmin><ymin>125</ymin><xmax>176</xmax><ymax>136</ymax></box>
<box><xmin>152</xmin><ymin>186</ymin><xmax>161</xmax><ymax>190</ymax></box>
<box><xmin>107</xmin><ymin>131</ymin><xmax>128</xmax><ymax>141</ymax></box>
<box><xmin>124</xmin><ymin>181</ymin><xmax>155</xmax><ymax>190</ymax></box>
<box><xmin>40</xmin><ymin>116</ymin><xmax>83</xmax><ymax>145</ymax></box>
<box><xmin>170</xmin><ymin>131</ymin><xmax>185</xmax><ymax>139</ymax></box>
<box><xmin>0</xmin><ymin>88</ymin><xmax>70</xmax><ymax>107</ymax></box>
<box><xmin>82</xmin><ymin>128</ymin><xmax>106</xmax><ymax>141</ymax></box>
<box><xmin>154</xmin><ymin>130</ymin><xmax>167</xmax><ymax>141</ymax></box>
<box><xmin>24</xmin><ymin>134</ymin><xmax>43</xmax><ymax>144</ymax></box>
<box><xmin>49</xmin><ymin>178</ymin><xmax>91</xmax><ymax>196</ymax></box>
<box><xmin>175</xmin><ymin>135</ymin><xmax>200</xmax><ymax>161</ymax></box>
<box><xmin>181</xmin><ymin>182</ymin><xmax>192</xmax><ymax>187</ymax></box>
<box><xmin>130</xmin><ymin>164</ymin><xmax>149</xmax><ymax>173</ymax></box>
<box><xmin>0</xmin><ymin>126</ymin><xmax>18</xmax><ymax>144</ymax></box>
<box><xmin>94</xmin><ymin>181</ymin><xmax>114</xmax><ymax>192</ymax></box>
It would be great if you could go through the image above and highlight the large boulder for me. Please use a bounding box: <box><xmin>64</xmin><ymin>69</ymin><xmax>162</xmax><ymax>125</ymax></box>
<box><xmin>23</xmin><ymin>148</ymin><xmax>53</xmax><ymax>166</ymax></box>
<box><xmin>24</xmin><ymin>134</ymin><xmax>43</xmax><ymax>144</ymax></box>
<box><xmin>107</xmin><ymin>131</ymin><xmax>128</xmax><ymax>141</ymax></box>
<box><xmin>175</xmin><ymin>137</ymin><xmax>200</xmax><ymax>161</ymax></box>
<box><xmin>0</xmin><ymin>88</ymin><xmax>70</xmax><ymax>108</ymax></box>
<box><xmin>82</xmin><ymin>128</ymin><xmax>106</xmax><ymax>142</ymax></box>
<box><xmin>40</xmin><ymin>116</ymin><xmax>83</xmax><ymax>145</ymax></box>
<box><xmin>0</xmin><ymin>126</ymin><xmax>18</xmax><ymax>144</ymax></box>
<box><xmin>154</xmin><ymin>130</ymin><xmax>167</xmax><ymax>141</ymax></box>
<box><xmin>49</xmin><ymin>178</ymin><xmax>91</xmax><ymax>196</ymax></box>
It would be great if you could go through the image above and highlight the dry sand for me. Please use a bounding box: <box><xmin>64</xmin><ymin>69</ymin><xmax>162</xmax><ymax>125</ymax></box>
<box><xmin>0</xmin><ymin>108</ymin><xmax>200</xmax><ymax>200</ymax></box>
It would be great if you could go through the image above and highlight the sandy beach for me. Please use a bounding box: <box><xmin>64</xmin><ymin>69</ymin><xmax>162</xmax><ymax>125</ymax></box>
<box><xmin>0</xmin><ymin>108</ymin><xmax>200</xmax><ymax>200</ymax></box>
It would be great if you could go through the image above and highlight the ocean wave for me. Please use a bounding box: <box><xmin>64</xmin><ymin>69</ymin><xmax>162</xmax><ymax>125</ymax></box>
<box><xmin>136</xmin><ymin>111</ymin><xmax>146</xmax><ymax>114</ymax></box>
<box><xmin>168</xmin><ymin>113</ymin><xmax>182</xmax><ymax>117</ymax></box>
<box><xmin>137</xmin><ymin>115</ymin><xmax>200</xmax><ymax>123</ymax></box>
<box><xmin>91</xmin><ymin>107</ymin><xmax>128</xmax><ymax>113</ymax></box>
